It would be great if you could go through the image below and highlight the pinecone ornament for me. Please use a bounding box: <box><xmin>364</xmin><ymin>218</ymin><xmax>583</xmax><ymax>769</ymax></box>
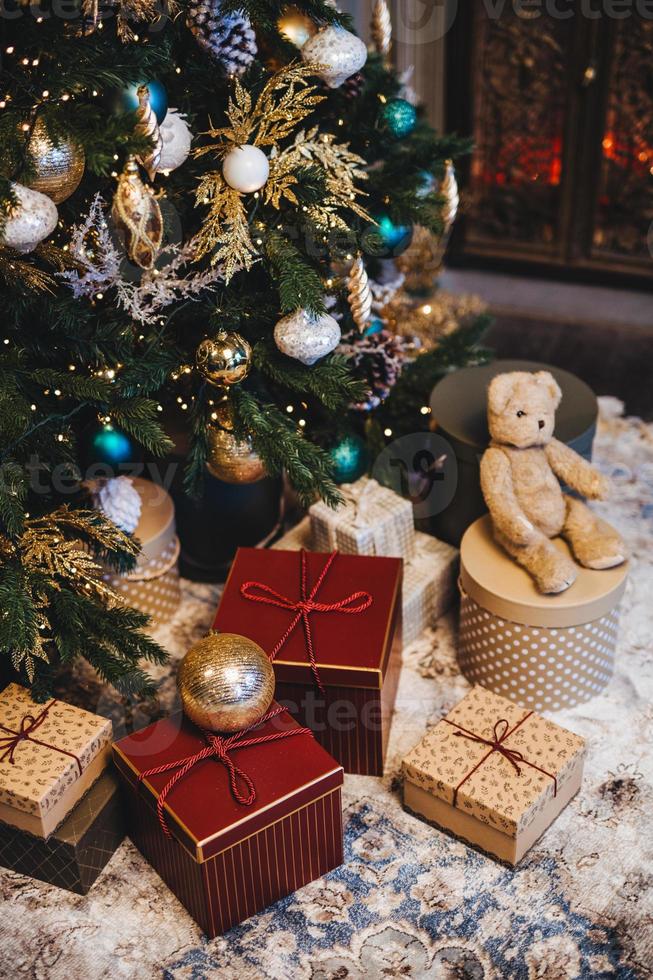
<box><xmin>187</xmin><ymin>0</ymin><xmax>257</xmax><ymax>76</ymax></box>
<box><xmin>92</xmin><ymin>476</ymin><xmax>142</xmax><ymax>534</ymax></box>
<box><xmin>343</xmin><ymin>72</ymin><xmax>364</xmax><ymax>100</ymax></box>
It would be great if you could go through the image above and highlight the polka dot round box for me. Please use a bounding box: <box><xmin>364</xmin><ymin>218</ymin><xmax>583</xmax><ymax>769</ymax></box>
<box><xmin>103</xmin><ymin>478</ymin><xmax>181</xmax><ymax>627</ymax></box>
<box><xmin>458</xmin><ymin>516</ymin><xmax>628</xmax><ymax>711</ymax></box>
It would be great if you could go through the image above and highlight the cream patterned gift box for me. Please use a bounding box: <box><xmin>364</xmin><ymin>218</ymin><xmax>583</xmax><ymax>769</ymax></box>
<box><xmin>103</xmin><ymin>478</ymin><xmax>181</xmax><ymax>627</ymax></box>
<box><xmin>0</xmin><ymin>683</ymin><xmax>112</xmax><ymax>838</ymax></box>
<box><xmin>272</xmin><ymin>518</ymin><xmax>458</xmax><ymax>645</ymax></box>
<box><xmin>402</xmin><ymin>685</ymin><xmax>586</xmax><ymax>865</ymax></box>
<box><xmin>458</xmin><ymin>515</ymin><xmax>628</xmax><ymax>711</ymax></box>
<box><xmin>310</xmin><ymin>476</ymin><xmax>415</xmax><ymax>559</ymax></box>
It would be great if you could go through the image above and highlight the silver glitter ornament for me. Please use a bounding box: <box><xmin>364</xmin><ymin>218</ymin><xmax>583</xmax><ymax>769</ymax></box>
<box><xmin>274</xmin><ymin>309</ymin><xmax>341</xmax><ymax>365</ymax></box>
<box><xmin>1</xmin><ymin>182</ymin><xmax>58</xmax><ymax>253</ymax></box>
<box><xmin>302</xmin><ymin>25</ymin><xmax>367</xmax><ymax>89</ymax></box>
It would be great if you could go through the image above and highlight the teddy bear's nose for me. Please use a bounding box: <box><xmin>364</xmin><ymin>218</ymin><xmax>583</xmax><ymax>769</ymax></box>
<box><xmin>538</xmin><ymin>419</ymin><xmax>545</xmax><ymax>430</ymax></box>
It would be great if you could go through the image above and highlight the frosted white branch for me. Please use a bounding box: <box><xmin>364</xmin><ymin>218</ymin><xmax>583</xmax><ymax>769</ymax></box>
<box><xmin>59</xmin><ymin>194</ymin><xmax>225</xmax><ymax>325</ymax></box>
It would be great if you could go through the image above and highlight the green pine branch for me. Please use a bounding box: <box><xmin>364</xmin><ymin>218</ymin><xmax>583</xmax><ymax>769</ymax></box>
<box><xmin>231</xmin><ymin>388</ymin><xmax>342</xmax><ymax>508</ymax></box>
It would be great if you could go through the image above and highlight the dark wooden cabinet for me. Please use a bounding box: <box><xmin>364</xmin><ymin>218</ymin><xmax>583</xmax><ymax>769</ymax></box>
<box><xmin>446</xmin><ymin>4</ymin><xmax>653</xmax><ymax>287</ymax></box>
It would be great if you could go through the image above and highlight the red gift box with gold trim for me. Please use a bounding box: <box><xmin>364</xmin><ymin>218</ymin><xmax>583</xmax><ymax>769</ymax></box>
<box><xmin>213</xmin><ymin>547</ymin><xmax>403</xmax><ymax>776</ymax></box>
<box><xmin>112</xmin><ymin>704</ymin><xmax>343</xmax><ymax>937</ymax></box>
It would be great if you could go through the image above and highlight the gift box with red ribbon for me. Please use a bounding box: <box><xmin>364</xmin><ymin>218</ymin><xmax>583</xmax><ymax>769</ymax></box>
<box><xmin>0</xmin><ymin>683</ymin><xmax>112</xmax><ymax>839</ymax></box>
<box><xmin>112</xmin><ymin>703</ymin><xmax>344</xmax><ymax>937</ymax></box>
<box><xmin>213</xmin><ymin>547</ymin><xmax>403</xmax><ymax>776</ymax></box>
<box><xmin>401</xmin><ymin>686</ymin><xmax>586</xmax><ymax>865</ymax></box>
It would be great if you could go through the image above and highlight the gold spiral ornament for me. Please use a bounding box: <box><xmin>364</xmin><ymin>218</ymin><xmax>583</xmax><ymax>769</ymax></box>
<box><xmin>347</xmin><ymin>254</ymin><xmax>373</xmax><ymax>333</ymax></box>
<box><xmin>371</xmin><ymin>0</ymin><xmax>392</xmax><ymax>65</ymax></box>
<box><xmin>134</xmin><ymin>85</ymin><xmax>162</xmax><ymax>182</ymax></box>
<box><xmin>177</xmin><ymin>632</ymin><xmax>275</xmax><ymax>733</ymax></box>
<box><xmin>441</xmin><ymin>159</ymin><xmax>459</xmax><ymax>236</ymax></box>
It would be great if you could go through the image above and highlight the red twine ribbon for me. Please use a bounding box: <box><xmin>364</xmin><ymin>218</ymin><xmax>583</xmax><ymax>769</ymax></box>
<box><xmin>137</xmin><ymin>705</ymin><xmax>313</xmax><ymax>838</ymax></box>
<box><xmin>443</xmin><ymin>713</ymin><xmax>558</xmax><ymax>807</ymax></box>
<box><xmin>0</xmin><ymin>700</ymin><xmax>83</xmax><ymax>774</ymax></box>
<box><xmin>240</xmin><ymin>549</ymin><xmax>373</xmax><ymax>694</ymax></box>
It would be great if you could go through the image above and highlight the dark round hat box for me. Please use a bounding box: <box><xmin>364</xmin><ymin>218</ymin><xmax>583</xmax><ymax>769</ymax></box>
<box><xmin>428</xmin><ymin>360</ymin><xmax>598</xmax><ymax>547</ymax></box>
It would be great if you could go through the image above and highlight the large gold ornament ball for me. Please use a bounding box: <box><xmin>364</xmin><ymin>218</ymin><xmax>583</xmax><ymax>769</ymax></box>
<box><xmin>178</xmin><ymin>633</ymin><xmax>275</xmax><ymax>733</ymax></box>
<box><xmin>206</xmin><ymin>422</ymin><xmax>267</xmax><ymax>484</ymax></box>
<box><xmin>196</xmin><ymin>329</ymin><xmax>252</xmax><ymax>387</ymax></box>
<box><xmin>23</xmin><ymin>117</ymin><xmax>85</xmax><ymax>204</ymax></box>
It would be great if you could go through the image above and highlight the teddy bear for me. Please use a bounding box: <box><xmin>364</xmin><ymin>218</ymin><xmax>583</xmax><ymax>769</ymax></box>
<box><xmin>480</xmin><ymin>370</ymin><xmax>626</xmax><ymax>594</ymax></box>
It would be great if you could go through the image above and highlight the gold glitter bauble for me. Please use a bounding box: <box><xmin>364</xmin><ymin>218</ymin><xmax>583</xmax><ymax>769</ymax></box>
<box><xmin>196</xmin><ymin>329</ymin><xmax>252</xmax><ymax>387</ymax></box>
<box><xmin>206</xmin><ymin>421</ymin><xmax>267</xmax><ymax>484</ymax></box>
<box><xmin>23</xmin><ymin>117</ymin><xmax>85</xmax><ymax>204</ymax></box>
<box><xmin>178</xmin><ymin>632</ymin><xmax>275</xmax><ymax>733</ymax></box>
<box><xmin>277</xmin><ymin>8</ymin><xmax>318</xmax><ymax>48</ymax></box>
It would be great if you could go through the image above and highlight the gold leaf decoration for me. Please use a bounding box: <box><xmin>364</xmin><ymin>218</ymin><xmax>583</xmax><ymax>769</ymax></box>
<box><xmin>193</xmin><ymin>63</ymin><xmax>372</xmax><ymax>277</ymax></box>
<box><xmin>81</xmin><ymin>0</ymin><xmax>174</xmax><ymax>42</ymax></box>
<box><xmin>272</xmin><ymin>126</ymin><xmax>371</xmax><ymax>225</ymax></box>
<box><xmin>112</xmin><ymin>156</ymin><xmax>163</xmax><ymax>270</ymax></box>
<box><xmin>3</xmin><ymin>506</ymin><xmax>140</xmax><ymax>680</ymax></box>
<box><xmin>0</xmin><ymin>246</ymin><xmax>56</xmax><ymax>293</ymax></box>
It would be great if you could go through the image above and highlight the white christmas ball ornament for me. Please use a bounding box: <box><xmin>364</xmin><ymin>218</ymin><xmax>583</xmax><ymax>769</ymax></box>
<box><xmin>1</xmin><ymin>182</ymin><xmax>58</xmax><ymax>253</ymax></box>
<box><xmin>274</xmin><ymin>309</ymin><xmax>341</xmax><ymax>365</ymax></box>
<box><xmin>222</xmin><ymin>145</ymin><xmax>269</xmax><ymax>193</ymax></box>
<box><xmin>157</xmin><ymin>108</ymin><xmax>192</xmax><ymax>173</ymax></box>
<box><xmin>302</xmin><ymin>26</ymin><xmax>367</xmax><ymax>89</ymax></box>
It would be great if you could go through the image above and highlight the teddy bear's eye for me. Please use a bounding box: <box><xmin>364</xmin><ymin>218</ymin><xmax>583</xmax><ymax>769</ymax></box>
<box><xmin>516</xmin><ymin>410</ymin><xmax>526</xmax><ymax>418</ymax></box>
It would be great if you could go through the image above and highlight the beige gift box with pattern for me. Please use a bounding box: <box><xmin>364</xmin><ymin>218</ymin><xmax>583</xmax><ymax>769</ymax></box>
<box><xmin>0</xmin><ymin>683</ymin><xmax>112</xmax><ymax>838</ymax></box>
<box><xmin>402</xmin><ymin>685</ymin><xmax>586</xmax><ymax>865</ymax></box>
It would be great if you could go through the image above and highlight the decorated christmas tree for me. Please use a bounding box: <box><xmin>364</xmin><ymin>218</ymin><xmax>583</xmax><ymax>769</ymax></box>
<box><xmin>0</xmin><ymin>0</ymin><xmax>487</xmax><ymax>697</ymax></box>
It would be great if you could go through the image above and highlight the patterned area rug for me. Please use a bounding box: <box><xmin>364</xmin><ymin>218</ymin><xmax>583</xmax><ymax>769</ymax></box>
<box><xmin>1</xmin><ymin>398</ymin><xmax>652</xmax><ymax>980</ymax></box>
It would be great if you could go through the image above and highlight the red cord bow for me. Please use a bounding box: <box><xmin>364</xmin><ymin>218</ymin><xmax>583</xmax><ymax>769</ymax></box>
<box><xmin>137</xmin><ymin>705</ymin><xmax>312</xmax><ymax>838</ymax></box>
<box><xmin>0</xmin><ymin>700</ymin><xmax>83</xmax><ymax>774</ymax></box>
<box><xmin>240</xmin><ymin>549</ymin><xmax>373</xmax><ymax>693</ymax></box>
<box><xmin>443</xmin><ymin>713</ymin><xmax>557</xmax><ymax>807</ymax></box>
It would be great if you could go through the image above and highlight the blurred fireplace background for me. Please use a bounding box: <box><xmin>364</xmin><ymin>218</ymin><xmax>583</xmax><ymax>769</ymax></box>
<box><xmin>343</xmin><ymin>0</ymin><xmax>653</xmax><ymax>415</ymax></box>
<box><xmin>445</xmin><ymin>3</ymin><xmax>653</xmax><ymax>287</ymax></box>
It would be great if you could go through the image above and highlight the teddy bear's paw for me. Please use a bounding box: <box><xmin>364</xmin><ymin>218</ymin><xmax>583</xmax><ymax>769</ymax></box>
<box><xmin>568</xmin><ymin>525</ymin><xmax>626</xmax><ymax>570</ymax></box>
<box><xmin>533</xmin><ymin>550</ymin><xmax>578</xmax><ymax>594</ymax></box>
<box><xmin>538</xmin><ymin>570</ymin><xmax>577</xmax><ymax>594</ymax></box>
<box><xmin>583</xmin><ymin>553</ymin><xmax>626</xmax><ymax>570</ymax></box>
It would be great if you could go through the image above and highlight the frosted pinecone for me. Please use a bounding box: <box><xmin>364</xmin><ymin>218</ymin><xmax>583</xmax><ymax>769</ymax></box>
<box><xmin>343</xmin><ymin>71</ymin><xmax>364</xmax><ymax>99</ymax></box>
<box><xmin>92</xmin><ymin>476</ymin><xmax>142</xmax><ymax>534</ymax></box>
<box><xmin>187</xmin><ymin>0</ymin><xmax>257</xmax><ymax>75</ymax></box>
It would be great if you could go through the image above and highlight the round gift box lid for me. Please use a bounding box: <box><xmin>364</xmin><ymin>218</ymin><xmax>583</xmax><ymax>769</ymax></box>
<box><xmin>430</xmin><ymin>360</ymin><xmax>597</xmax><ymax>463</ymax></box>
<box><xmin>460</xmin><ymin>515</ymin><xmax>628</xmax><ymax>628</ymax></box>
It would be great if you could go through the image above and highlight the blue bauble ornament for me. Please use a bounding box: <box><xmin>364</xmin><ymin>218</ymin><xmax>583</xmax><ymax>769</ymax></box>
<box><xmin>330</xmin><ymin>434</ymin><xmax>368</xmax><ymax>484</ymax></box>
<box><xmin>380</xmin><ymin>98</ymin><xmax>417</xmax><ymax>139</ymax></box>
<box><xmin>115</xmin><ymin>80</ymin><xmax>168</xmax><ymax>123</ymax></box>
<box><xmin>364</xmin><ymin>317</ymin><xmax>384</xmax><ymax>337</ymax></box>
<box><xmin>90</xmin><ymin>424</ymin><xmax>136</xmax><ymax>466</ymax></box>
<box><xmin>363</xmin><ymin>212</ymin><xmax>413</xmax><ymax>257</ymax></box>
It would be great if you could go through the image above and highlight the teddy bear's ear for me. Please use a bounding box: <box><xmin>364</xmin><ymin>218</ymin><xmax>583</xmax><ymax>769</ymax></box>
<box><xmin>487</xmin><ymin>373</ymin><xmax>517</xmax><ymax>414</ymax></box>
<box><xmin>534</xmin><ymin>371</ymin><xmax>562</xmax><ymax>408</ymax></box>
